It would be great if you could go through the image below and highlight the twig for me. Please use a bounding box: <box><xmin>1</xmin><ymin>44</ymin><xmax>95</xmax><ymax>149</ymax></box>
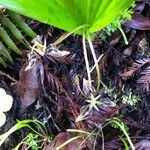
<box><xmin>0</xmin><ymin>71</ymin><xmax>17</xmax><ymax>83</ymax></box>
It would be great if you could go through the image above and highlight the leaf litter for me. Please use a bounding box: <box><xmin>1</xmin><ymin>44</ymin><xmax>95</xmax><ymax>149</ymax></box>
<box><xmin>0</xmin><ymin>0</ymin><xmax>150</xmax><ymax>149</ymax></box>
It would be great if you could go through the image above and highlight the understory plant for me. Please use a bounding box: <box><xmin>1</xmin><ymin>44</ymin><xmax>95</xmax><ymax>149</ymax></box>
<box><xmin>0</xmin><ymin>0</ymin><xmax>134</xmax><ymax>93</ymax></box>
<box><xmin>0</xmin><ymin>119</ymin><xmax>49</xmax><ymax>149</ymax></box>
<box><xmin>0</xmin><ymin>0</ymin><xmax>136</xmax><ymax>149</ymax></box>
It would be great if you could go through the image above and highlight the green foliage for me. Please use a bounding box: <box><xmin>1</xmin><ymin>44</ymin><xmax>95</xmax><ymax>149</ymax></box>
<box><xmin>0</xmin><ymin>0</ymin><xmax>134</xmax><ymax>34</ymax></box>
<box><xmin>122</xmin><ymin>90</ymin><xmax>140</xmax><ymax>106</ymax></box>
<box><xmin>106</xmin><ymin>119</ymin><xmax>135</xmax><ymax>150</ymax></box>
<box><xmin>25</xmin><ymin>133</ymin><xmax>39</xmax><ymax>150</ymax></box>
<box><xmin>102</xmin><ymin>82</ymin><xmax>140</xmax><ymax>106</ymax></box>
<box><xmin>110</xmin><ymin>121</ymin><xmax>129</xmax><ymax>133</ymax></box>
<box><xmin>101</xmin><ymin>2</ymin><xmax>136</xmax><ymax>40</ymax></box>
<box><xmin>0</xmin><ymin>9</ymin><xmax>36</xmax><ymax>67</ymax></box>
<box><xmin>0</xmin><ymin>119</ymin><xmax>48</xmax><ymax>147</ymax></box>
<box><xmin>7</xmin><ymin>10</ymin><xmax>36</xmax><ymax>38</ymax></box>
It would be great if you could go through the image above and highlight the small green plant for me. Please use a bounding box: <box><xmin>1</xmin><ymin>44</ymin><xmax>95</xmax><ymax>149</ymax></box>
<box><xmin>0</xmin><ymin>119</ymin><xmax>48</xmax><ymax>148</ymax></box>
<box><xmin>102</xmin><ymin>82</ymin><xmax>140</xmax><ymax>106</ymax></box>
<box><xmin>122</xmin><ymin>90</ymin><xmax>140</xmax><ymax>106</ymax></box>
<box><xmin>26</xmin><ymin>133</ymin><xmax>39</xmax><ymax>149</ymax></box>
<box><xmin>100</xmin><ymin>2</ymin><xmax>136</xmax><ymax>44</ymax></box>
<box><xmin>0</xmin><ymin>1</ymin><xmax>135</xmax><ymax>116</ymax></box>
<box><xmin>105</xmin><ymin>118</ymin><xmax>135</xmax><ymax>150</ymax></box>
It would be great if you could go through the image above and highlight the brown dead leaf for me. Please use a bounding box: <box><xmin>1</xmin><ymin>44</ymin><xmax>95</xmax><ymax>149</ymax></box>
<box><xmin>43</xmin><ymin>132</ymin><xmax>86</xmax><ymax>150</ymax></box>
<box><xmin>135</xmin><ymin>140</ymin><xmax>150</xmax><ymax>150</ymax></box>
<box><xmin>125</xmin><ymin>13</ymin><xmax>150</xmax><ymax>30</ymax></box>
<box><xmin>123</xmin><ymin>46</ymin><xmax>132</xmax><ymax>57</ymax></box>
<box><xmin>17</xmin><ymin>60</ymin><xmax>44</xmax><ymax>108</ymax></box>
<box><xmin>138</xmin><ymin>38</ymin><xmax>148</xmax><ymax>49</ymax></box>
<box><xmin>120</xmin><ymin>70</ymin><xmax>135</xmax><ymax>78</ymax></box>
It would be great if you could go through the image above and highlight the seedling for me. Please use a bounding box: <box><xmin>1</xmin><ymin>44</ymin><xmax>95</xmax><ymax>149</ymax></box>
<box><xmin>0</xmin><ymin>119</ymin><xmax>48</xmax><ymax>148</ymax></box>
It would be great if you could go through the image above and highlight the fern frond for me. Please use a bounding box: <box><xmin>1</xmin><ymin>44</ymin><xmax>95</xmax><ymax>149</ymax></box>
<box><xmin>45</xmin><ymin>68</ymin><xmax>65</xmax><ymax>93</ymax></box>
<box><xmin>7</xmin><ymin>10</ymin><xmax>36</xmax><ymax>38</ymax></box>
<box><xmin>0</xmin><ymin>9</ymin><xmax>36</xmax><ymax>67</ymax></box>
<box><xmin>0</xmin><ymin>26</ymin><xmax>21</xmax><ymax>54</ymax></box>
<box><xmin>0</xmin><ymin>41</ymin><xmax>13</xmax><ymax>63</ymax></box>
<box><xmin>0</xmin><ymin>57</ymin><xmax>6</xmax><ymax>68</ymax></box>
<box><xmin>1</xmin><ymin>17</ymin><xmax>31</xmax><ymax>48</ymax></box>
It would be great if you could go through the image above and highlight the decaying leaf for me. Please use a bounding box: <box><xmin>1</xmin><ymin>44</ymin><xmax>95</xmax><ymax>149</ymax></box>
<box><xmin>135</xmin><ymin>140</ymin><xmax>150</xmax><ymax>150</ymax></box>
<box><xmin>122</xmin><ymin>46</ymin><xmax>132</xmax><ymax>57</ymax></box>
<box><xmin>125</xmin><ymin>13</ymin><xmax>150</xmax><ymax>30</ymax></box>
<box><xmin>17</xmin><ymin>60</ymin><xmax>44</xmax><ymax>108</ymax></box>
<box><xmin>120</xmin><ymin>58</ymin><xmax>150</xmax><ymax>78</ymax></box>
<box><xmin>45</xmin><ymin>68</ymin><xmax>64</xmax><ymax>93</ymax></box>
<box><xmin>138</xmin><ymin>38</ymin><xmax>148</xmax><ymax>50</ymax></box>
<box><xmin>43</xmin><ymin>132</ymin><xmax>86</xmax><ymax>150</ymax></box>
<box><xmin>120</xmin><ymin>69</ymin><xmax>135</xmax><ymax>78</ymax></box>
<box><xmin>137</xmin><ymin>66</ymin><xmax>150</xmax><ymax>92</ymax></box>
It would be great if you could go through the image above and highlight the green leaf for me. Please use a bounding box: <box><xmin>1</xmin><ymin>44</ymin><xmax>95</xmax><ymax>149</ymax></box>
<box><xmin>2</xmin><ymin>17</ymin><xmax>31</xmax><ymax>48</ymax></box>
<box><xmin>0</xmin><ymin>41</ymin><xmax>13</xmax><ymax>63</ymax></box>
<box><xmin>0</xmin><ymin>0</ymin><xmax>134</xmax><ymax>34</ymax></box>
<box><xmin>0</xmin><ymin>57</ymin><xmax>7</xmax><ymax>68</ymax></box>
<box><xmin>0</xmin><ymin>26</ymin><xmax>22</xmax><ymax>54</ymax></box>
<box><xmin>7</xmin><ymin>10</ymin><xmax>36</xmax><ymax>38</ymax></box>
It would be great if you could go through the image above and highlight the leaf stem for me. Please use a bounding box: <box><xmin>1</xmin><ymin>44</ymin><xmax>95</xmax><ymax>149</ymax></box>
<box><xmin>83</xmin><ymin>31</ymin><xmax>92</xmax><ymax>86</ymax></box>
<box><xmin>54</xmin><ymin>24</ymin><xmax>89</xmax><ymax>45</ymax></box>
<box><xmin>118</xmin><ymin>26</ymin><xmax>128</xmax><ymax>45</ymax></box>
<box><xmin>86</xmin><ymin>32</ymin><xmax>100</xmax><ymax>95</ymax></box>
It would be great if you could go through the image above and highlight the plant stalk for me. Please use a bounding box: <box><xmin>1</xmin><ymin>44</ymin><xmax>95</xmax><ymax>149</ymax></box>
<box><xmin>118</xmin><ymin>26</ymin><xmax>128</xmax><ymax>45</ymax></box>
<box><xmin>54</xmin><ymin>24</ymin><xmax>88</xmax><ymax>46</ymax></box>
<box><xmin>83</xmin><ymin>31</ymin><xmax>92</xmax><ymax>86</ymax></box>
<box><xmin>86</xmin><ymin>32</ymin><xmax>100</xmax><ymax>95</ymax></box>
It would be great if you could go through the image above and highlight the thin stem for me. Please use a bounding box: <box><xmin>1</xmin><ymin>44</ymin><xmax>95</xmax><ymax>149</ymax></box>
<box><xmin>90</xmin><ymin>54</ymin><xmax>103</xmax><ymax>73</ymax></box>
<box><xmin>118</xmin><ymin>26</ymin><xmax>128</xmax><ymax>45</ymax></box>
<box><xmin>87</xmin><ymin>32</ymin><xmax>100</xmax><ymax>95</ymax></box>
<box><xmin>83</xmin><ymin>32</ymin><xmax>92</xmax><ymax>86</ymax></box>
<box><xmin>54</xmin><ymin>24</ymin><xmax>89</xmax><ymax>46</ymax></box>
<box><xmin>104</xmin><ymin>120</ymin><xmax>135</xmax><ymax>150</ymax></box>
<box><xmin>0</xmin><ymin>71</ymin><xmax>17</xmax><ymax>83</ymax></box>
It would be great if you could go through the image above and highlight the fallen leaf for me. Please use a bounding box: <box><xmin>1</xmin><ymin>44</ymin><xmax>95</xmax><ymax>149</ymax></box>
<box><xmin>120</xmin><ymin>70</ymin><xmax>135</xmax><ymax>78</ymax></box>
<box><xmin>125</xmin><ymin>13</ymin><xmax>150</xmax><ymax>30</ymax></box>
<box><xmin>138</xmin><ymin>38</ymin><xmax>148</xmax><ymax>49</ymax></box>
<box><xmin>135</xmin><ymin>140</ymin><xmax>150</xmax><ymax>150</ymax></box>
<box><xmin>123</xmin><ymin>46</ymin><xmax>132</xmax><ymax>57</ymax></box>
<box><xmin>17</xmin><ymin>60</ymin><xmax>44</xmax><ymax>108</ymax></box>
<box><xmin>43</xmin><ymin>132</ymin><xmax>86</xmax><ymax>150</ymax></box>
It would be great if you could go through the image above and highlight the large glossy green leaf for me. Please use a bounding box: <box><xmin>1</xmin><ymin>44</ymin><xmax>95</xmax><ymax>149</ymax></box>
<box><xmin>0</xmin><ymin>0</ymin><xmax>134</xmax><ymax>34</ymax></box>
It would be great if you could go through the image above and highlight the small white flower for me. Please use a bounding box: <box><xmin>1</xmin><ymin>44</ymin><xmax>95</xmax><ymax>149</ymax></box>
<box><xmin>0</xmin><ymin>88</ymin><xmax>13</xmax><ymax>127</ymax></box>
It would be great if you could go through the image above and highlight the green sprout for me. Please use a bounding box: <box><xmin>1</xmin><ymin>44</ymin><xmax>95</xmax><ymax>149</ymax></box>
<box><xmin>122</xmin><ymin>90</ymin><xmax>140</xmax><ymax>106</ymax></box>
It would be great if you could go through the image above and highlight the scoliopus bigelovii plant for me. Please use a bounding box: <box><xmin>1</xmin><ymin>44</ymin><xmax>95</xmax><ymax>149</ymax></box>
<box><xmin>0</xmin><ymin>0</ymin><xmax>135</xmax><ymax>149</ymax></box>
<box><xmin>0</xmin><ymin>0</ymin><xmax>135</xmax><ymax>93</ymax></box>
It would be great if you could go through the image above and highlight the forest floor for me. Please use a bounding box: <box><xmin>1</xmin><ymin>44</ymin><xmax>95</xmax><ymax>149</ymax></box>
<box><xmin>0</xmin><ymin>0</ymin><xmax>150</xmax><ymax>150</ymax></box>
